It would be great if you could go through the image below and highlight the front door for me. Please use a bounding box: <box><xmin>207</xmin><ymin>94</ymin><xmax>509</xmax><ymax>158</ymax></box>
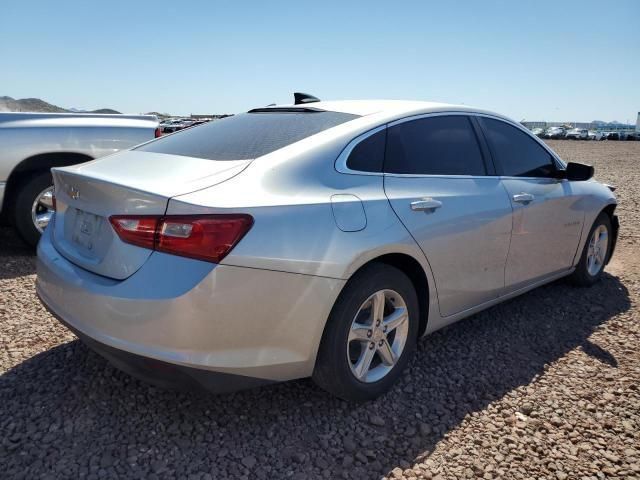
<box><xmin>477</xmin><ymin>117</ymin><xmax>584</xmax><ymax>291</ymax></box>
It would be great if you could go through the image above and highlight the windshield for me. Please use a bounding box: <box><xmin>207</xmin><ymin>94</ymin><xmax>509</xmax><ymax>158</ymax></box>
<box><xmin>137</xmin><ymin>110</ymin><xmax>359</xmax><ymax>160</ymax></box>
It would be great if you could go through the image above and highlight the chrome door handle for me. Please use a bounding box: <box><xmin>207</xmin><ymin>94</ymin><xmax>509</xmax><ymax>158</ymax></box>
<box><xmin>513</xmin><ymin>193</ymin><xmax>535</xmax><ymax>204</ymax></box>
<box><xmin>410</xmin><ymin>198</ymin><xmax>442</xmax><ymax>212</ymax></box>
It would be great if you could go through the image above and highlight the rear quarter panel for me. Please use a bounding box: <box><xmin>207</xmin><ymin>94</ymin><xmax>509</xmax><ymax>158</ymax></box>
<box><xmin>165</xmin><ymin>130</ymin><xmax>429</xmax><ymax>279</ymax></box>
<box><xmin>166</xmin><ymin>130</ymin><xmax>442</xmax><ymax>340</ymax></box>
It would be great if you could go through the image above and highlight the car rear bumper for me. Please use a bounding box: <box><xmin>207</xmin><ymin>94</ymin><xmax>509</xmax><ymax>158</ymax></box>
<box><xmin>39</xmin><ymin>300</ymin><xmax>277</xmax><ymax>392</ymax></box>
<box><xmin>36</xmin><ymin>226</ymin><xmax>344</xmax><ymax>388</ymax></box>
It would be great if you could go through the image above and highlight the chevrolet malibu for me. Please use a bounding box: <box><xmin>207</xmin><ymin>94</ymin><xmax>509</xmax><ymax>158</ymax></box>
<box><xmin>36</xmin><ymin>98</ymin><xmax>619</xmax><ymax>401</ymax></box>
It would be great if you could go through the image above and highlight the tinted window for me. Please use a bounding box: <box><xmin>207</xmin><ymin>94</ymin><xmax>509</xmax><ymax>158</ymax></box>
<box><xmin>480</xmin><ymin>118</ymin><xmax>556</xmax><ymax>177</ymax></box>
<box><xmin>137</xmin><ymin>111</ymin><xmax>359</xmax><ymax>160</ymax></box>
<box><xmin>346</xmin><ymin>129</ymin><xmax>386</xmax><ymax>172</ymax></box>
<box><xmin>385</xmin><ymin>116</ymin><xmax>486</xmax><ymax>175</ymax></box>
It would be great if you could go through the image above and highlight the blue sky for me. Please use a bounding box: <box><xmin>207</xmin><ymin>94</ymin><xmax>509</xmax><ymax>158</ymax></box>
<box><xmin>1</xmin><ymin>0</ymin><xmax>638</xmax><ymax>122</ymax></box>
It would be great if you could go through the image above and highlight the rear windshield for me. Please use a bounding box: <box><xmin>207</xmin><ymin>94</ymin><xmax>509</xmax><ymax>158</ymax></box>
<box><xmin>136</xmin><ymin>110</ymin><xmax>359</xmax><ymax>160</ymax></box>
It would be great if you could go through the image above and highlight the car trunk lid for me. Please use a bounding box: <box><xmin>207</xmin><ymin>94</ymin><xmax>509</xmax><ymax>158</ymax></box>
<box><xmin>50</xmin><ymin>150</ymin><xmax>250</xmax><ymax>280</ymax></box>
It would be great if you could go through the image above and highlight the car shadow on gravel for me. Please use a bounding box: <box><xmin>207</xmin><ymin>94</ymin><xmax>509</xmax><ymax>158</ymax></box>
<box><xmin>0</xmin><ymin>227</ymin><xmax>35</xmax><ymax>280</ymax></box>
<box><xmin>0</xmin><ymin>273</ymin><xmax>631</xmax><ymax>479</ymax></box>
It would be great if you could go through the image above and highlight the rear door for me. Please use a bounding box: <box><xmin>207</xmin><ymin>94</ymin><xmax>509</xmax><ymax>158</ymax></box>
<box><xmin>383</xmin><ymin>114</ymin><xmax>513</xmax><ymax>317</ymax></box>
<box><xmin>477</xmin><ymin>116</ymin><xmax>584</xmax><ymax>291</ymax></box>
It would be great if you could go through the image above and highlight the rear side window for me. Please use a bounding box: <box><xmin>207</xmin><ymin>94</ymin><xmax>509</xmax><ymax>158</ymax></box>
<box><xmin>346</xmin><ymin>129</ymin><xmax>386</xmax><ymax>172</ymax></box>
<box><xmin>479</xmin><ymin>117</ymin><xmax>557</xmax><ymax>177</ymax></box>
<box><xmin>137</xmin><ymin>111</ymin><xmax>359</xmax><ymax>160</ymax></box>
<box><xmin>385</xmin><ymin>116</ymin><xmax>486</xmax><ymax>175</ymax></box>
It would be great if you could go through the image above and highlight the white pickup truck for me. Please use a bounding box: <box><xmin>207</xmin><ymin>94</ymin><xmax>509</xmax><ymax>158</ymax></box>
<box><xmin>0</xmin><ymin>112</ymin><xmax>159</xmax><ymax>246</ymax></box>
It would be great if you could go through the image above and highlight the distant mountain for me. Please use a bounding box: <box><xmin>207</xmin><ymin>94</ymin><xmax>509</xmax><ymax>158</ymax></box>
<box><xmin>0</xmin><ymin>96</ymin><xmax>121</xmax><ymax>114</ymax></box>
<box><xmin>0</xmin><ymin>96</ymin><xmax>67</xmax><ymax>113</ymax></box>
<box><xmin>69</xmin><ymin>107</ymin><xmax>122</xmax><ymax>114</ymax></box>
<box><xmin>91</xmin><ymin>108</ymin><xmax>121</xmax><ymax>114</ymax></box>
<box><xmin>145</xmin><ymin>111</ymin><xmax>171</xmax><ymax>118</ymax></box>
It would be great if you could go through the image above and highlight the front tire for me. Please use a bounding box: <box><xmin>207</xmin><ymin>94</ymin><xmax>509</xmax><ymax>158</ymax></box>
<box><xmin>313</xmin><ymin>263</ymin><xmax>419</xmax><ymax>402</ymax></box>
<box><xmin>569</xmin><ymin>212</ymin><xmax>612</xmax><ymax>286</ymax></box>
<box><xmin>12</xmin><ymin>171</ymin><xmax>55</xmax><ymax>248</ymax></box>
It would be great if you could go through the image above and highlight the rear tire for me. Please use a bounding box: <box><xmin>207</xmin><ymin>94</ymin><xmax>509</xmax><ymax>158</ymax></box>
<box><xmin>569</xmin><ymin>212</ymin><xmax>612</xmax><ymax>287</ymax></box>
<box><xmin>12</xmin><ymin>171</ymin><xmax>54</xmax><ymax>248</ymax></box>
<box><xmin>313</xmin><ymin>263</ymin><xmax>419</xmax><ymax>402</ymax></box>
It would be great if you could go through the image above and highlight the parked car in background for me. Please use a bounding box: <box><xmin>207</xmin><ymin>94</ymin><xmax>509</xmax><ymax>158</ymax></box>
<box><xmin>531</xmin><ymin>127</ymin><xmax>544</xmax><ymax>137</ymax></box>
<box><xmin>0</xmin><ymin>112</ymin><xmax>159</xmax><ymax>246</ymax></box>
<box><xmin>606</xmin><ymin>132</ymin><xmax>620</xmax><ymax>141</ymax></box>
<box><xmin>161</xmin><ymin>119</ymin><xmax>190</xmax><ymax>134</ymax></box>
<box><xmin>36</xmin><ymin>98</ymin><xmax>619</xmax><ymax>401</ymax></box>
<box><xmin>566</xmin><ymin>128</ymin><xmax>589</xmax><ymax>140</ymax></box>
<box><xmin>543</xmin><ymin>127</ymin><xmax>566</xmax><ymax>139</ymax></box>
<box><xmin>619</xmin><ymin>132</ymin><xmax>638</xmax><ymax>141</ymax></box>
<box><xmin>187</xmin><ymin>120</ymin><xmax>210</xmax><ymax>128</ymax></box>
<box><xmin>587</xmin><ymin>130</ymin><xmax>606</xmax><ymax>141</ymax></box>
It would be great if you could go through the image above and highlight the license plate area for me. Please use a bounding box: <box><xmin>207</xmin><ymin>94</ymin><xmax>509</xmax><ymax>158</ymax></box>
<box><xmin>71</xmin><ymin>209</ymin><xmax>104</xmax><ymax>253</ymax></box>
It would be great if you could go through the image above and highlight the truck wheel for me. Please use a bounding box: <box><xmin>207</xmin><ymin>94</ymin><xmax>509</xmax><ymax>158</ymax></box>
<box><xmin>13</xmin><ymin>171</ymin><xmax>55</xmax><ymax>248</ymax></box>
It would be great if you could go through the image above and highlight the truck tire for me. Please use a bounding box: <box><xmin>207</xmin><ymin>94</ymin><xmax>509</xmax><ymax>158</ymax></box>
<box><xmin>13</xmin><ymin>171</ymin><xmax>55</xmax><ymax>248</ymax></box>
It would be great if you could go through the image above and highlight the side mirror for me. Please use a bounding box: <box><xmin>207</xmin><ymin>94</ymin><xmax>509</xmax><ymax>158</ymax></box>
<box><xmin>563</xmin><ymin>162</ymin><xmax>594</xmax><ymax>181</ymax></box>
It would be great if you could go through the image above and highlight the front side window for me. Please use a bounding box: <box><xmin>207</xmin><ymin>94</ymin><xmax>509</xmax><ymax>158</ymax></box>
<box><xmin>137</xmin><ymin>110</ymin><xmax>359</xmax><ymax>160</ymax></box>
<box><xmin>384</xmin><ymin>116</ymin><xmax>486</xmax><ymax>176</ymax></box>
<box><xmin>479</xmin><ymin>118</ymin><xmax>557</xmax><ymax>177</ymax></box>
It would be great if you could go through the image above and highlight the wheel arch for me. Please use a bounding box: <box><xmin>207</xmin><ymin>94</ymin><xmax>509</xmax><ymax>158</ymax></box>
<box><xmin>573</xmin><ymin>200</ymin><xmax>619</xmax><ymax>268</ymax></box>
<box><xmin>600</xmin><ymin>203</ymin><xmax>619</xmax><ymax>264</ymax></box>
<box><xmin>2</xmin><ymin>152</ymin><xmax>93</xmax><ymax>218</ymax></box>
<box><xmin>345</xmin><ymin>252</ymin><xmax>431</xmax><ymax>337</ymax></box>
<box><xmin>601</xmin><ymin>202</ymin><xmax>617</xmax><ymax>218</ymax></box>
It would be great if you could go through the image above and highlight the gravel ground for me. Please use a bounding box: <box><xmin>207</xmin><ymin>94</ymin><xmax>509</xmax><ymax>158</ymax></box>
<box><xmin>1</xmin><ymin>140</ymin><xmax>639</xmax><ymax>480</ymax></box>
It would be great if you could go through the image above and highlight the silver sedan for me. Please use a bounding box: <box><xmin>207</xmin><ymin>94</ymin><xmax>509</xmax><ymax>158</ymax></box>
<box><xmin>36</xmin><ymin>98</ymin><xmax>619</xmax><ymax>401</ymax></box>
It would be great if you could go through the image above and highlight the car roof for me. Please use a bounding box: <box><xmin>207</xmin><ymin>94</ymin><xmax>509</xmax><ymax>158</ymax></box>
<box><xmin>265</xmin><ymin>99</ymin><xmax>511</xmax><ymax>123</ymax></box>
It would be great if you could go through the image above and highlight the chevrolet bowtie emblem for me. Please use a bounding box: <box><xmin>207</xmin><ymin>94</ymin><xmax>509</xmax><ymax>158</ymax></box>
<box><xmin>69</xmin><ymin>186</ymin><xmax>80</xmax><ymax>200</ymax></box>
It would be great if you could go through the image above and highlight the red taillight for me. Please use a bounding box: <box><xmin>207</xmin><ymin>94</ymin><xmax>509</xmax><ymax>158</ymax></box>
<box><xmin>157</xmin><ymin>215</ymin><xmax>253</xmax><ymax>263</ymax></box>
<box><xmin>109</xmin><ymin>214</ymin><xmax>253</xmax><ymax>263</ymax></box>
<box><xmin>110</xmin><ymin>216</ymin><xmax>159</xmax><ymax>249</ymax></box>
<box><xmin>154</xmin><ymin>127</ymin><xmax>163</xmax><ymax>138</ymax></box>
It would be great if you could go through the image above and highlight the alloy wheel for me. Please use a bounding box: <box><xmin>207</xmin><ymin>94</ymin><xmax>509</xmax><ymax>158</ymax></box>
<box><xmin>347</xmin><ymin>289</ymin><xmax>410</xmax><ymax>383</ymax></box>
<box><xmin>587</xmin><ymin>224</ymin><xmax>608</xmax><ymax>276</ymax></box>
<box><xmin>31</xmin><ymin>186</ymin><xmax>55</xmax><ymax>233</ymax></box>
